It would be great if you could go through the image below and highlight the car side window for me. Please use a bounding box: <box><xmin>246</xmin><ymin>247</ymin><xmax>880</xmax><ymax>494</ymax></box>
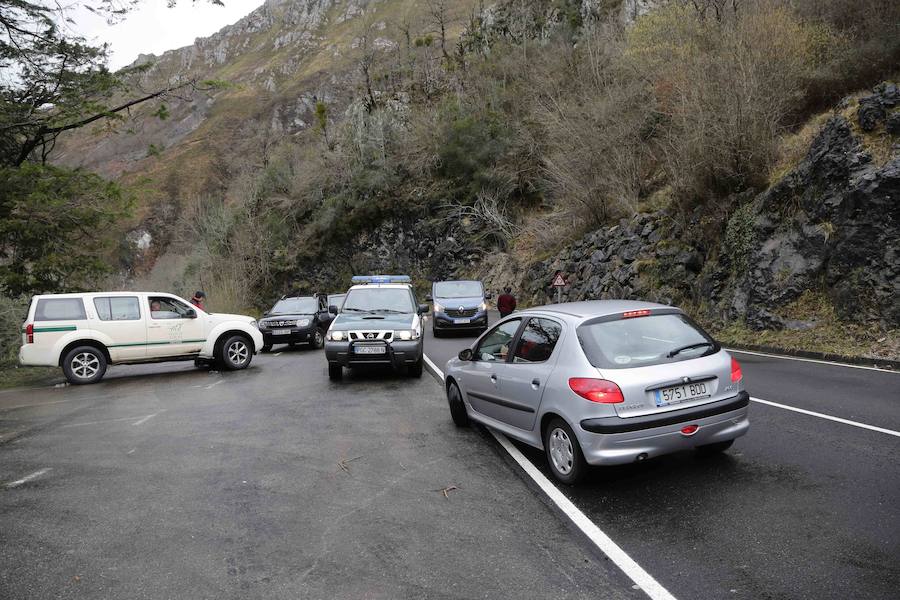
<box><xmin>476</xmin><ymin>319</ymin><xmax>521</xmax><ymax>362</ymax></box>
<box><xmin>512</xmin><ymin>318</ymin><xmax>562</xmax><ymax>364</ymax></box>
<box><xmin>35</xmin><ymin>298</ymin><xmax>86</xmax><ymax>321</ymax></box>
<box><xmin>94</xmin><ymin>297</ymin><xmax>141</xmax><ymax>321</ymax></box>
<box><xmin>148</xmin><ymin>297</ymin><xmax>192</xmax><ymax>320</ymax></box>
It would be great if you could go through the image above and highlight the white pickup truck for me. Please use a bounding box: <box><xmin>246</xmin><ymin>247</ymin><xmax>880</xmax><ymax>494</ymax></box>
<box><xmin>19</xmin><ymin>292</ymin><xmax>263</xmax><ymax>384</ymax></box>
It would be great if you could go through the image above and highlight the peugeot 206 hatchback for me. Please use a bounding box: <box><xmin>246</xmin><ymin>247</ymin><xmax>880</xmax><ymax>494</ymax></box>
<box><xmin>443</xmin><ymin>300</ymin><xmax>749</xmax><ymax>484</ymax></box>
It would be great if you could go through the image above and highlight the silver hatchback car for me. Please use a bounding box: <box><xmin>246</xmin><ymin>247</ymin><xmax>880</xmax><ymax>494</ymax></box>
<box><xmin>444</xmin><ymin>300</ymin><xmax>749</xmax><ymax>484</ymax></box>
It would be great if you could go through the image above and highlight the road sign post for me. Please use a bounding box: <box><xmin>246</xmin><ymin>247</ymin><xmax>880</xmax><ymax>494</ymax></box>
<box><xmin>551</xmin><ymin>272</ymin><xmax>566</xmax><ymax>304</ymax></box>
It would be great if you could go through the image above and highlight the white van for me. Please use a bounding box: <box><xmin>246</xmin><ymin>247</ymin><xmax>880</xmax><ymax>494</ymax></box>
<box><xmin>19</xmin><ymin>292</ymin><xmax>264</xmax><ymax>384</ymax></box>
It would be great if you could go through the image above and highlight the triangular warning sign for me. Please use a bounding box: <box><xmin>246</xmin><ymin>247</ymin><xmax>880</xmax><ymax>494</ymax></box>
<box><xmin>551</xmin><ymin>273</ymin><xmax>566</xmax><ymax>287</ymax></box>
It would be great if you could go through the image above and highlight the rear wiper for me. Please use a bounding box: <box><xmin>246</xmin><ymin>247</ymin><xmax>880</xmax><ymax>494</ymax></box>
<box><xmin>667</xmin><ymin>342</ymin><xmax>713</xmax><ymax>358</ymax></box>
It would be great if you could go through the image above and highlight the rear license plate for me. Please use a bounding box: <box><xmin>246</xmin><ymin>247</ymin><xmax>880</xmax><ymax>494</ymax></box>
<box><xmin>455</xmin><ymin>318</ymin><xmax>471</xmax><ymax>324</ymax></box>
<box><xmin>354</xmin><ymin>345</ymin><xmax>386</xmax><ymax>354</ymax></box>
<box><xmin>273</xmin><ymin>329</ymin><xmax>292</xmax><ymax>335</ymax></box>
<box><xmin>655</xmin><ymin>382</ymin><xmax>710</xmax><ymax>407</ymax></box>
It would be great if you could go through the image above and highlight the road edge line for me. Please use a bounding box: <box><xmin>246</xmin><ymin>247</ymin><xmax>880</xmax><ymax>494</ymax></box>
<box><xmin>750</xmin><ymin>396</ymin><xmax>900</xmax><ymax>438</ymax></box>
<box><xmin>727</xmin><ymin>348</ymin><xmax>898</xmax><ymax>374</ymax></box>
<box><xmin>423</xmin><ymin>352</ymin><xmax>677</xmax><ymax>600</ymax></box>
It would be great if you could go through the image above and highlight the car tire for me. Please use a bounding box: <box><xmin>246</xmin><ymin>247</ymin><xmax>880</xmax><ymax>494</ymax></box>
<box><xmin>544</xmin><ymin>418</ymin><xmax>587</xmax><ymax>485</ymax></box>
<box><xmin>261</xmin><ymin>344</ymin><xmax>272</xmax><ymax>353</ymax></box>
<box><xmin>62</xmin><ymin>345</ymin><xmax>107</xmax><ymax>385</ymax></box>
<box><xmin>446</xmin><ymin>382</ymin><xmax>469</xmax><ymax>427</ymax></box>
<box><xmin>328</xmin><ymin>362</ymin><xmax>342</xmax><ymax>381</ymax></box>
<box><xmin>408</xmin><ymin>358</ymin><xmax>423</xmax><ymax>378</ymax></box>
<box><xmin>696</xmin><ymin>439</ymin><xmax>734</xmax><ymax>455</ymax></box>
<box><xmin>432</xmin><ymin>327</ymin><xmax>442</xmax><ymax>338</ymax></box>
<box><xmin>313</xmin><ymin>328</ymin><xmax>325</xmax><ymax>349</ymax></box>
<box><xmin>220</xmin><ymin>335</ymin><xmax>253</xmax><ymax>370</ymax></box>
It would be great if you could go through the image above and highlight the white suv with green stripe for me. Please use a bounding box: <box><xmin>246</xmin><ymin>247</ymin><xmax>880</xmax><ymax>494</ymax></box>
<box><xmin>19</xmin><ymin>292</ymin><xmax>263</xmax><ymax>384</ymax></box>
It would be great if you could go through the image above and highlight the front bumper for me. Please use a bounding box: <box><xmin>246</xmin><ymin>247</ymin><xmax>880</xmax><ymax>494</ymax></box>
<box><xmin>325</xmin><ymin>339</ymin><xmax>423</xmax><ymax>370</ymax></box>
<box><xmin>575</xmin><ymin>392</ymin><xmax>751</xmax><ymax>466</ymax></box>
<box><xmin>260</xmin><ymin>324</ymin><xmax>319</xmax><ymax>345</ymax></box>
<box><xmin>433</xmin><ymin>310</ymin><xmax>488</xmax><ymax>330</ymax></box>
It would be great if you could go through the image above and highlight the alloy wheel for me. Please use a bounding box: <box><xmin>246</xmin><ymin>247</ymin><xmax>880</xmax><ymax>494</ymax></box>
<box><xmin>71</xmin><ymin>352</ymin><xmax>100</xmax><ymax>380</ymax></box>
<box><xmin>227</xmin><ymin>340</ymin><xmax>249</xmax><ymax>365</ymax></box>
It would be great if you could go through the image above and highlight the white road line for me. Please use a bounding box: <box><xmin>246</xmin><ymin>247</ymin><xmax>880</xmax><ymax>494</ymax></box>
<box><xmin>750</xmin><ymin>397</ymin><xmax>900</xmax><ymax>438</ymax></box>
<box><xmin>423</xmin><ymin>354</ymin><xmax>677</xmax><ymax>600</ymax></box>
<box><xmin>728</xmin><ymin>348</ymin><xmax>897</xmax><ymax>374</ymax></box>
<box><xmin>491</xmin><ymin>430</ymin><xmax>677</xmax><ymax>600</ymax></box>
<box><xmin>126</xmin><ymin>448</ymin><xmax>136</xmax><ymax>455</ymax></box>
<box><xmin>204</xmin><ymin>379</ymin><xmax>224</xmax><ymax>390</ymax></box>
<box><xmin>5</xmin><ymin>468</ymin><xmax>52</xmax><ymax>488</ymax></box>
<box><xmin>132</xmin><ymin>412</ymin><xmax>161</xmax><ymax>426</ymax></box>
<box><xmin>1</xmin><ymin>399</ymin><xmax>73</xmax><ymax>411</ymax></box>
<box><xmin>62</xmin><ymin>415</ymin><xmax>155</xmax><ymax>428</ymax></box>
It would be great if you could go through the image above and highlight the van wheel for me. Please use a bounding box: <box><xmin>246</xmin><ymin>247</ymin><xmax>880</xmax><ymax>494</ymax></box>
<box><xmin>328</xmin><ymin>362</ymin><xmax>342</xmax><ymax>381</ymax></box>
<box><xmin>544</xmin><ymin>418</ymin><xmax>587</xmax><ymax>485</ymax></box>
<box><xmin>696</xmin><ymin>439</ymin><xmax>734</xmax><ymax>455</ymax></box>
<box><xmin>408</xmin><ymin>358</ymin><xmax>423</xmax><ymax>378</ymax></box>
<box><xmin>446</xmin><ymin>382</ymin><xmax>469</xmax><ymax>427</ymax></box>
<box><xmin>220</xmin><ymin>335</ymin><xmax>252</xmax><ymax>370</ymax></box>
<box><xmin>62</xmin><ymin>346</ymin><xmax>107</xmax><ymax>385</ymax></box>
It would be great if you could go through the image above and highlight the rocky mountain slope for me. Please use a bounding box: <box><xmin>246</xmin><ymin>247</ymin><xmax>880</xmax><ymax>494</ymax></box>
<box><xmin>51</xmin><ymin>0</ymin><xmax>900</xmax><ymax>360</ymax></box>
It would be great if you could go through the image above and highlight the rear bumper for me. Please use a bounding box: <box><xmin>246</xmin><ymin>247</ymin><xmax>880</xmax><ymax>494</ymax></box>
<box><xmin>19</xmin><ymin>344</ymin><xmax>53</xmax><ymax>367</ymax></box>
<box><xmin>325</xmin><ymin>339</ymin><xmax>423</xmax><ymax>369</ymax></box>
<box><xmin>576</xmin><ymin>392</ymin><xmax>750</xmax><ymax>466</ymax></box>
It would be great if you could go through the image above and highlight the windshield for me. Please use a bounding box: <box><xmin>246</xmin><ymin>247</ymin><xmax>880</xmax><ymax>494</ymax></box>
<box><xmin>434</xmin><ymin>281</ymin><xmax>483</xmax><ymax>298</ymax></box>
<box><xmin>578</xmin><ymin>313</ymin><xmax>717</xmax><ymax>369</ymax></box>
<box><xmin>342</xmin><ymin>288</ymin><xmax>415</xmax><ymax>314</ymax></box>
<box><xmin>271</xmin><ymin>297</ymin><xmax>319</xmax><ymax>314</ymax></box>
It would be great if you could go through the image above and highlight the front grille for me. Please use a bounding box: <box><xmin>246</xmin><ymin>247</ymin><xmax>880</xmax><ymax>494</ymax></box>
<box><xmin>445</xmin><ymin>308</ymin><xmax>478</xmax><ymax>318</ymax></box>
<box><xmin>266</xmin><ymin>320</ymin><xmax>297</xmax><ymax>327</ymax></box>
<box><xmin>349</xmin><ymin>331</ymin><xmax>393</xmax><ymax>341</ymax></box>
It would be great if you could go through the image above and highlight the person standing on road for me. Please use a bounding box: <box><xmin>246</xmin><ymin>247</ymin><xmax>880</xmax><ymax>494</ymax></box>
<box><xmin>190</xmin><ymin>290</ymin><xmax>206</xmax><ymax>311</ymax></box>
<box><xmin>497</xmin><ymin>287</ymin><xmax>517</xmax><ymax>318</ymax></box>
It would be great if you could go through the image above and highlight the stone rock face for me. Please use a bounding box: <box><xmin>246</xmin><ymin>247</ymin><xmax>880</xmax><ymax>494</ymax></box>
<box><xmin>718</xmin><ymin>111</ymin><xmax>899</xmax><ymax>329</ymax></box>
<box><xmin>507</xmin><ymin>83</ymin><xmax>900</xmax><ymax>331</ymax></box>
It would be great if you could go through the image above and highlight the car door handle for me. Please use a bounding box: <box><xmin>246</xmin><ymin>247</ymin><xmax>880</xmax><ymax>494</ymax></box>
<box><xmin>148</xmin><ymin>325</ymin><xmax>162</xmax><ymax>329</ymax></box>
<box><xmin>531</xmin><ymin>378</ymin><xmax>541</xmax><ymax>388</ymax></box>
<box><xmin>490</xmin><ymin>374</ymin><xmax>498</xmax><ymax>384</ymax></box>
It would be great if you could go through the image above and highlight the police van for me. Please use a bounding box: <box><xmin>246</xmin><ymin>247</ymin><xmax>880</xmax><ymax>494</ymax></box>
<box><xmin>324</xmin><ymin>276</ymin><xmax>429</xmax><ymax>380</ymax></box>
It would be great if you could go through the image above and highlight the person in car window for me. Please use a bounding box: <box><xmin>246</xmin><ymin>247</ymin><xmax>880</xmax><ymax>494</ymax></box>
<box><xmin>190</xmin><ymin>291</ymin><xmax>206</xmax><ymax>310</ymax></box>
<box><xmin>497</xmin><ymin>287</ymin><xmax>517</xmax><ymax>317</ymax></box>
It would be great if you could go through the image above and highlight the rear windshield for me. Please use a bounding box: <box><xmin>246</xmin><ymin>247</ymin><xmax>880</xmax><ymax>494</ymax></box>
<box><xmin>271</xmin><ymin>297</ymin><xmax>319</xmax><ymax>314</ymax></box>
<box><xmin>577</xmin><ymin>313</ymin><xmax>718</xmax><ymax>369</ymax></box>
<box><xmin>35</xmin><ymin>298</ymin><xmax>86</xmax><ymax>321</ymax></box>
<box><xmin>434</xmin><ymin>281</ymin><xmax>483</xmax><ymax>298</ymax></box>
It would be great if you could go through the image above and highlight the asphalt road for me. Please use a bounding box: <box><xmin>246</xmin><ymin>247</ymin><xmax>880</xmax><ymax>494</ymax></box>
<box><xmin>0</xmin><ymin>347</ymin><xmax>639</xmax><ymax>600</ymax></box>
<box><xmin>422</xmin><ymin>311</ymin><xmax>900</xmax><ymax>600</ymax></box>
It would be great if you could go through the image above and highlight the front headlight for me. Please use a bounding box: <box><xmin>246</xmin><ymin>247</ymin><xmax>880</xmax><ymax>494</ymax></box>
<box><xmin>297</xmin><ymin>319</ymin><xmax>310</xmax><ymax>327</ymax></box>
<box><xmin>479</xmin><ymin>302</ymin><xmax>487</xmax><ymax>312</ymax></box>
<box><xmin>395</xmin><ymin>329</ymin><xmax>421</xmax><ymax>341</ymax></box>
<box><xmin>433</xmin><ymin>302</ymin><xmax>444</xmax><ymax>313</ymax></box>
<box><xmin>328</xmin><ymin>330</ymin><xmax>345</xmax><ymax>341</ymax></box>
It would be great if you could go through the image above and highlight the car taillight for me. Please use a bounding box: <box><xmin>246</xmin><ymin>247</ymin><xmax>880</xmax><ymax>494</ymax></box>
<box><xmin>569</xmin><ymin>378</ymin><xmax>624</xmax><ymax>403</ymax></box>
<box><xmin>25</xmin><ymin>323</ymin><xmax>34</xmax><ymax>344</ymax></box>
<box><xmin>731</xmin><ymin>357</ymin><xmax>742</xmax><ymax>383</ymax></box>
<box><xmin>622</xmin><ymin>309</ymin><xmax>651</xmax><ymax>318</ymax></box>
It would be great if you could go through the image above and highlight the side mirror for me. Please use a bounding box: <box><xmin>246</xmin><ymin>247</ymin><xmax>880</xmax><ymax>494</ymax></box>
<box><xmin>458</xmin><ymin>348</ymin><xmax>474</xmax><ymax>361</ymax></box>
<box><xmin>185</xmin><ymin>308</ymin><xmax>197</xmax><ymax>319</ymax></box>
<box><xmin>484</xmin><ymin>292</ymin><xmax>492</xmax><ymax>300</ymax></box>
<box><xmin>426</xmin><ymin>294</ymin><xmax>433</xmax><ymax>301</ymax></box>
<box><xmin>418</xmin><ymin>304</ymin><xmax>429</xmax><ymax>315</ymax></box>
<box><xmin>328</xmin><ymin>305</ymin><xmax>338</xmax><ymax>315</ymax></box>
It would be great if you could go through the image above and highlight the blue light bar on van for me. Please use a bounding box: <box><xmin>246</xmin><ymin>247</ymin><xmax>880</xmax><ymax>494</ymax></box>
<box><xmin>351</xmin><ymin>275</ymin><xmax>412</xmax><ymax>284</ymax></box>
